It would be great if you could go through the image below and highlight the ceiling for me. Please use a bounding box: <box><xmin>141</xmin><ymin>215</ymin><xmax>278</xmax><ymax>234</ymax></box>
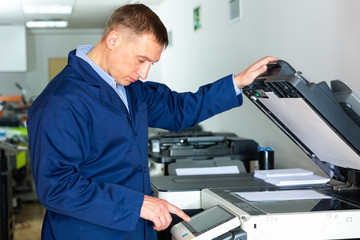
<box><xmin>0</xmin><ymin>0</ymin><xmax>163</xmax><ymax>29</ymax></box>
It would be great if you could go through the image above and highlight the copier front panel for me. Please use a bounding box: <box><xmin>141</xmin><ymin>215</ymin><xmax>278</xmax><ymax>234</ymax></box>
<box><xmin>201</xmin><ymin>187</ymin><xmax>360</xmax><ymax>240</ymax></box>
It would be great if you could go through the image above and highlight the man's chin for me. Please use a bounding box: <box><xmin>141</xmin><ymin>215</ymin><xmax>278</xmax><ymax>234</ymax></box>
<box><xmin>116</xmin><ymin>79</ymin><xmax>135</xmax><ymax>86</ymax></box>
<box><xmin>127</xmin><ymin>77</ymin><xmax>138</xmax><ymax>84</ymax></box>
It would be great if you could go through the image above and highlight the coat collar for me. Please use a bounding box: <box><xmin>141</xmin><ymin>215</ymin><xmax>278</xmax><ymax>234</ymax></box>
<box><xmin>67</xmin><ymin>49</ymin><xmax>130</xmax><ymax>113</ymax></box>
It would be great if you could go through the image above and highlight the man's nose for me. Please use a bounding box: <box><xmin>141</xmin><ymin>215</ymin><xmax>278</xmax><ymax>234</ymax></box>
<box><xmin>137</xmin><ymin>63</ymin><xmax>152</xmax><ymax>80</ymax></box>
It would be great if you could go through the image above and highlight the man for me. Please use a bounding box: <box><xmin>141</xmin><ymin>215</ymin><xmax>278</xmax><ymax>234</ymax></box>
<box><xmin>27</xmin><ymin>3</ymin><xmax>277</xmax><ymax>240</ymax></box>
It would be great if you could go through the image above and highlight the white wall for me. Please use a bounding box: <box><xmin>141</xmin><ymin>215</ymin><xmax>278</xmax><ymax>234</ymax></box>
<box><xmin>0</xmin><ymin>25</ymin><xmax>27</xmax><ymax>72</ymax></box>
<box><xmin>0</xmin><ymin>29</ymin><xmax>103</xmax><ymax>99</ymax></box>
<box><xmin>155</xmin><ymin>0</ymin><xmax>360</xmax><ymax>175</ymax></box>
<box><xmin>25</xmin><ymin>29</ymin><xmax>104</xmax><ymax>98</ymax></box>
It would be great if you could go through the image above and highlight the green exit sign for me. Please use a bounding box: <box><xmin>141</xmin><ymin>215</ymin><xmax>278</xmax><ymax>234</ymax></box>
<box><xmin>193</xmin><ymin>5</ymin><xmax>201</xmax><ymax>31</ymax></box>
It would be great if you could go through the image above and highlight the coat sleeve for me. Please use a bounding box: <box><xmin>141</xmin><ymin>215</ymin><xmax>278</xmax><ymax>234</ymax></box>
<box><xmin>27</xmin><ymin>98</ymin><xmax>144</xmax><ymax>232</ymax></box>
<box><xmin>144</xmin><ymin>74</ymin><xmax>243</xmax><ymax>130</ymax></box>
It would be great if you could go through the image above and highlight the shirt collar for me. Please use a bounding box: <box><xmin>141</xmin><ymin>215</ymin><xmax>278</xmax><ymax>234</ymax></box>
<box><xmin>75</xmin><ymin>45</ymin><xmax>117</xmax><ymax>89</ymax></box>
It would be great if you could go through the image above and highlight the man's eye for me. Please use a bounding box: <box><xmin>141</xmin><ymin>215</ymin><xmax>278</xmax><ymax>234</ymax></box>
<box><xmin>138</xmin><ymin>59</ymin><xmax>145</xmax><ymax>64</ymax></box>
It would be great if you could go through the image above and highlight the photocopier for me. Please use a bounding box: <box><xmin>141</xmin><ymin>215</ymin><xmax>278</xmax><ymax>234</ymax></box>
<box><xmin>167</xmin><ymin>60</ymin><xmax>360</xmax><ymax>240</ymax></box>
<box><xmin>148</xmin><ymin>130</ymin><xmax>259</xmax><ymax>176</ymax></box>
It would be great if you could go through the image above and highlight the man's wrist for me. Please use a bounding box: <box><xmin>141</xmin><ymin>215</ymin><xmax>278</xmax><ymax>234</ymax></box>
<box><xmin>232</xmin><ymin>74</ymin><xmax>243</xmax><ymax>95</ymax></box>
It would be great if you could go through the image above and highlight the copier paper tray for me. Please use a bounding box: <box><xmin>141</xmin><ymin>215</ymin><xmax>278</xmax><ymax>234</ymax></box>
<box><xmin>244</xmin><ymin>60</ymin><xmax>360</xmax><ymax>185</ymax></box>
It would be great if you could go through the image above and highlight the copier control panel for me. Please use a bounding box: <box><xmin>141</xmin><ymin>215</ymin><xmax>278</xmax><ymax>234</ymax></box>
<box><xmin>171</xmin><ymin>205</ymin><xmax>240</xmax><ymax>240</ymax></box>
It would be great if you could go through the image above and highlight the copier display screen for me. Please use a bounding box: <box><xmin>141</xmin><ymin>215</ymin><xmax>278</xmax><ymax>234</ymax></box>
<box><xmin>182</xmin><ymin>205</ymin><xmax>236</xmax><ymax>235</ymax></box>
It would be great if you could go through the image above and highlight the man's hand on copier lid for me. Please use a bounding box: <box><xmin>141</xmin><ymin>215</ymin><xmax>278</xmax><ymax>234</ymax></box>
<box><xmin>140</xmin><ymin>195</ymin><xmax>191</xmax><ymax>231</ymax></box>
<box><xmin>234</xmin><ymin>56</ymin><xmax>278</xmax><ymax>89</ymax></box>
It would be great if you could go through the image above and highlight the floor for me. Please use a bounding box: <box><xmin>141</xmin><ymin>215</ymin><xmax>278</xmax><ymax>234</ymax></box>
<box><xmin>14</xmin><ymin>201</ymin><xmax>45</xmax><ymax>240</ymax></box>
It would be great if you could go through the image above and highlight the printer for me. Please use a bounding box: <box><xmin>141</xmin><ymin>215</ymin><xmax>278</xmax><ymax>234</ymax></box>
<box><xmin>148</xmin><ymin>130</ymin><xmax>259</xmax><ymax>176</ymax></box>
<box><xmin>170</xmin><ymin>60</ymin><xmax>360</xmax><ymax>240</ymax></box>
<box><xmin>150</xmin><ymin>131</ymin><xmax>262</xmax><ymax>239</ymax></box>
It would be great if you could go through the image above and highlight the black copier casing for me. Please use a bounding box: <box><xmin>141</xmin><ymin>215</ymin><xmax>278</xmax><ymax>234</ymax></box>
<box><xmin>148</xmin><ymin>131</ymin><xmax>259</xmax><ymax>176</ymax></box>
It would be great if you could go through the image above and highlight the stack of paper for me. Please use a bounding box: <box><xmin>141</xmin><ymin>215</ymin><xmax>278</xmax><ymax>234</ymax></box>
<box><xmin>264</xmin><ymin>174</ymin><xmax>329</xmax><ymax>186</ymax></box>
<box><xmin>175</xmin><ymin>166</ymin><xmax>240</xmax><ymax>176</ymax></box>
<box><xmin>236</xmin><ymin>189</ymin><xmax>331</xmax><ymax>202</ymax></box>
<box><xmin>254</xmin><ymin>168</ymin><xmax>329</xmax><ymax>186</ymax></box>
<box><xmin>254</xmin><ymin>168</ymin><xmax>313</xmax><ymax>180</ymax></box>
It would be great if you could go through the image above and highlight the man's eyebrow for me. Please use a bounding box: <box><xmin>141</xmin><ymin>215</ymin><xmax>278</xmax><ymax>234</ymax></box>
<box><xmin>138</xmin><ymin>55</ymin><xmax>159</xmax><ymax>63</ymax></box>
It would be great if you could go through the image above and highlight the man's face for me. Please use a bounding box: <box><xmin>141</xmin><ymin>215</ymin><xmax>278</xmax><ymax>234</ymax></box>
<box><xmin>108</xmin><ymin>32</ymin><xmax>164</xmax><ymax>86</ymax></box>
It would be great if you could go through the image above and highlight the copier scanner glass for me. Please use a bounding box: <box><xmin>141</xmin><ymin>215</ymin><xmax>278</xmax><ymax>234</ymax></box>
<box><xmin>231</xmin><ymin>189</ymin><xmax>360</xmax><ymax>215</ymax></box>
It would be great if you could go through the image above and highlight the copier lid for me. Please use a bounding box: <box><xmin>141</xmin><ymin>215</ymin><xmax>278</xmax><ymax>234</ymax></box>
<box><xmin>244</xmin><ymin>60</ymin><xmax>360</xmax><ymax>177</ymax></box>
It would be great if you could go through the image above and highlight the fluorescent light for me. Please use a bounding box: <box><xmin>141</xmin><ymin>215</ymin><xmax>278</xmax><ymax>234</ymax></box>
<box><xmin>26</xmin><ymin>20</ymin><xmax>68</xmax><ymax>28</ymax></box>
<box><xmin>23</xmin><ymin>5</ymin><xmax>73</xmax><ymax>14</ymax></box>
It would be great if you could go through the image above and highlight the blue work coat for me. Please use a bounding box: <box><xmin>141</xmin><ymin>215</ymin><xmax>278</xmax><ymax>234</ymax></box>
<box><xmin>27</xmin><ymin>49</ymin><xmax>243</xmax><ymax>240</ymax></box>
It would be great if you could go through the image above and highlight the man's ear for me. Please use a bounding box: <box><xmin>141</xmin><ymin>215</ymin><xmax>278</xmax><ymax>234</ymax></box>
<box><xmin>106</xmin><ymin>30</ymin><xmax>121</xmax><ymax>50</ymax></box>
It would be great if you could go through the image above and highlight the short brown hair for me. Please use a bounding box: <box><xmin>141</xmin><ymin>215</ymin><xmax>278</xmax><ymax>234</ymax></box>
<box><xmin>103</xmin><ymin>3</ymin><xmax>168</xmax><ymax>48</ymax></box>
